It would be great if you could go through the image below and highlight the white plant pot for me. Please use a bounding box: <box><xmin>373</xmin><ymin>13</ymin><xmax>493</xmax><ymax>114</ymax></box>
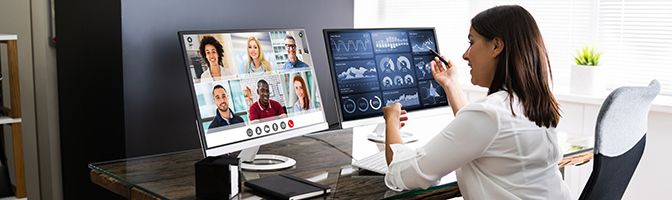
<box><xmin>570</xmin><ymin>64</ymin><xmax>604</xmax><ymax>95</ymax></box>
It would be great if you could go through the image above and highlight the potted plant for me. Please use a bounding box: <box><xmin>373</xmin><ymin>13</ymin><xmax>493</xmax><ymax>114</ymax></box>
<box><xmin>570</xmin><ymin>46</ymin><xmax>603</xmax><ymax>95</ymax></box>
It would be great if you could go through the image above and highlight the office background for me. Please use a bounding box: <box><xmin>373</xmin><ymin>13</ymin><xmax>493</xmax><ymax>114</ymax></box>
<box><xmin>1</xmin><ymin>0</ymin><xmax>672</xmax><ymax>199</ymax></box>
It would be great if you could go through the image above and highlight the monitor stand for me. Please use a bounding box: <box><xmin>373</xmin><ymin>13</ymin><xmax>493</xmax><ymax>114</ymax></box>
<box><xmin>238</xmin><ymin>146</ymin><xmax>296</xmax><ymax>171</ymax></box>
<box><xmin>367</xmin><ymin>123</ymin><xmax>418</xmax><ymax>143</ymax></box>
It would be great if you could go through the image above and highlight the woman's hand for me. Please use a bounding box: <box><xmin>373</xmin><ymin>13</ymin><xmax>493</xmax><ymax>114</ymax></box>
<box><xmin>383</xmin><ymin>102</ymin><xmax>408</xmax><ymax>129</ymax></box>
<box><xmin>430</xmin><ymin>56</ymin><xmax>458</xmax><ymax>88</ymax></box>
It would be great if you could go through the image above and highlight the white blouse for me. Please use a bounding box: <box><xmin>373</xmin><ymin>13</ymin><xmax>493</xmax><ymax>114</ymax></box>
<box><xmin>385</xmin><ymin>91</ymin><xmax>571</xmax><ymax>200</ymax></box>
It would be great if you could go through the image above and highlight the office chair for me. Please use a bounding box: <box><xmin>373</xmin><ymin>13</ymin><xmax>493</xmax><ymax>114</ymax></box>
<box><xmin>578</xmin><ymin>80</ymin><xmax>661</xmax><ymax>200</ymax></box>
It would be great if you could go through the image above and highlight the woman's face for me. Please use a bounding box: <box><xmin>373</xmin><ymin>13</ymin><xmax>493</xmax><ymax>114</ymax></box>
<box><xmin>248</xmin><ymin>40</ymin><xmax>260</xmax><ymax>60</ymax></box>
<box><xmin>463</xmin><ymin>27</ymin><xmax>499</xmax><ymax>87</ymax></box>
<box><xmin>293</xmin><ymin>80</ymin><xmax>304</xmax><ymax>98</ymax></box>
<box><xmin>204</xmin><ymin>44</ymin><xmax>219</xmax><ymax>67</ymax></box>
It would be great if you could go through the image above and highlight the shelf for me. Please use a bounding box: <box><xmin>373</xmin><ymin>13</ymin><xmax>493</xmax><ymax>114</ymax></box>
<box><xmin>0</xmin><ymin>33</ymin><xmax>25</xmax><ymax>198</ymax></box>
<box><xmin>0</xmin><ymin>34</ymin><xmax>18</xmax><ymax>41</ymax></box>
<box><xmin>0</xmin><ymin>116</ymin><xmax>21</xmax><ymax>125</ymax></box>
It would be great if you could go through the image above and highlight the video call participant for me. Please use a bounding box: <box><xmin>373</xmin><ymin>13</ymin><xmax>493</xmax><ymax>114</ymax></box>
<box><xmin>282</xmin><ymin>35</ymin><xmax>310</xmax><ymax>70</ymax></box>
<box><xmin>248</xmin><ymin>79</ymin><xmax>287</xmax><ymax>121</ymax></box>
<box><xmin>292</xmin><ymin>75</ymin><xmax>313</xmax><ymax>114</ymax></box>
<box><xmin>245</xmin><ymin>36</ymin><xmax>273</xmax><ymax>73</ymax></box>
<box><xmin>199</xmin><ymin>36</ymin><xmax>236</xmax><ymax>80</ymax></box>
<box><xmin>208</xmin><ymin>85</ymin><xmax>244</xmax><ymax>130</ymax></box>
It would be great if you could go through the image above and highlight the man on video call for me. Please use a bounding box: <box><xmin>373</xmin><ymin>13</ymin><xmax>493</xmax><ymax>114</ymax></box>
<box><xmin>282</xmin><ymin>35</ymin><xmax>309</xmax><ymax>70</ymax></box>
<box><xmin>248</xmin><ymin>80</ymin><xmax>287</xmax><ymax>121</ymax></box>
<box><xmin>209</xmin><ymin>85</ymin><xmax>244</xmax><ymax>130</ymax></box>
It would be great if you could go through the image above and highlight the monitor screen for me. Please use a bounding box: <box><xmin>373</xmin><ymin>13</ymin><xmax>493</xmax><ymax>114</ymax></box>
<box><xmin>323</xmin><ymin>28</ymin><xmax>449</xmax><ymax>122</ymax></box>
<box><xmin>179</xmin><ymin>29</ymin><xmax>328</xmax><ymax>155</ymax></box>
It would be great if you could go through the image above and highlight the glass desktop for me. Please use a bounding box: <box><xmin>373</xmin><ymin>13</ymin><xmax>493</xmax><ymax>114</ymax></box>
<box><xmin>88</xmin><ymin>124</ymin><xmax>593</xmax><ymax>199</ymax></box>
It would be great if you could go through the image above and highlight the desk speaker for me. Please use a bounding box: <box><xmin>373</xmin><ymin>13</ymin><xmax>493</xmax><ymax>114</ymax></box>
<box><xmin>195</xmin><ymin>155</ymin><xmax>240</xmax><ymax>200</ymax></box>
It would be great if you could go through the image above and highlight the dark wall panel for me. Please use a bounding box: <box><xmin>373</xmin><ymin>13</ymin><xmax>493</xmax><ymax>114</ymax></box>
<box><xmin>56</xmin><ymin>0</ymin><xmax>125</xmax><ymax>199</ymax></box>
<box><xmin>121</xmin><ymin>0</ymin><xmax>354</xmax><ymax>156</ymax></box>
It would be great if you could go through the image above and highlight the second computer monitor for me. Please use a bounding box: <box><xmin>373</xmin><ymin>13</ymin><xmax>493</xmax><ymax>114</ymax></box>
<box><xmin>323</xmin><ymin>28</ymin><xmax>449</xmax><ymax>128</ymax></box>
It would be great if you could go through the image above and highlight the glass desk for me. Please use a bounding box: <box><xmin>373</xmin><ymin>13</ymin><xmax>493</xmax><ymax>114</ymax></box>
<box><xmin>90</xmin><ymin>121</ymin><xmax>593</xmax><ymax>199</ymax></box>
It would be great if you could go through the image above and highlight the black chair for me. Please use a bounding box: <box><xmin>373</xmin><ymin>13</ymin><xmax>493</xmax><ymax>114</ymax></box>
<box><xmin>578</xmin><ymin>80</ymin><xmax>661</xmax><ymax>200</ymax></box>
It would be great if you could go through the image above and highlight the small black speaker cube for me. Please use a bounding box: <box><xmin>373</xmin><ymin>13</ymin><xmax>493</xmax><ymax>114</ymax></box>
<box><xmin>195</xmin><ymin>155</ymin><xmax>240</xmax><ymax>200</ymax></box>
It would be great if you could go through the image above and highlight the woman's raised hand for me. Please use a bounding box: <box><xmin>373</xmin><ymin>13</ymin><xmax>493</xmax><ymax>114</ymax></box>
<box><xmin>430</xmin><ymin>56</ymin><xmax>457</xmax><ymax>88</ymax></box>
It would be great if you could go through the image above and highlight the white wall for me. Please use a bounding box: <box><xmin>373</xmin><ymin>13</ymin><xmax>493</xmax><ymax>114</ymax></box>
<box><xmin>623</xmin><ymin>111</ymin><xmax>672</xmax><ymax>199</ymax></box>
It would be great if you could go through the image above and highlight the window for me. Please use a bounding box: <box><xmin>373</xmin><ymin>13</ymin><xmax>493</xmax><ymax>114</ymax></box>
<box><xmin>355</xmin><ymin>0</ymin><xmax>672</xmax><ymax>95</ymax></box>
<box><xmin>598</xmin><ymin>0</ymin><xmax>672</xmax><ymax>95</ymax></box>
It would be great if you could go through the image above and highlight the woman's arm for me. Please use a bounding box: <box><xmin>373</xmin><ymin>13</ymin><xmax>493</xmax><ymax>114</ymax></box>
<box><xmin>443</xmin><ymin>80</ymin><xmax>467</xmax><ymax>115</ymax></box>
<box><xmin>430</xmin><ymin>57</ymin><xmax>468</xmax><ymax>115</ymax></box>
<box><xmin>383</xmin><ymin>103</ymin><xmax>407</xmax><ymax>165</ymax></box>
<box><xmin>384</xmin><ymin>109</ymin><xmax>498</xmax><ymax>190</ymax></box>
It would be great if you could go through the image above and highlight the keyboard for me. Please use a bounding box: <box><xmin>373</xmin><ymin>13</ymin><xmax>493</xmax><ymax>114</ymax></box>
<box><xmin>352</xmin><ymin>151</ymin><xmax>388</xmax><ymax>174</ymax></box>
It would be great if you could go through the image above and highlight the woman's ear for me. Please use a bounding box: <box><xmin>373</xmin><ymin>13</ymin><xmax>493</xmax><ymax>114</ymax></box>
<box><xmin>492</xmin><ymin>37</ymin><xmax>504</xmax><ymax>57</ymax></box>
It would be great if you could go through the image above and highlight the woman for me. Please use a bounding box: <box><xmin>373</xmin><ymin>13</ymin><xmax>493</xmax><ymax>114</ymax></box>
<box><xmin>245</xmin><ymin>36</ymin><xmax>272</xmax><ymax>73</ymax></box>
<box><xmin>199</xmin><ymin>36</ymin><xmax>236</xmax><ymax>80</ymax></box>
<box><xmin>382</xmin><ymin>5</ymin><xmax>570</xmax><ymax>199</ymax></box>
<box><xmin>292</xmin><ymin>75</ymin><xmax>313</xmax><ymax>114</ymax></box>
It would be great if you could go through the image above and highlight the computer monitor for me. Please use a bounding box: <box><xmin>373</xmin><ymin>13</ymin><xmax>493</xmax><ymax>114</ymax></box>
<box><xmin>323</xmin><ymin>28</ymin><xmax>450</xmax><ymax>142</ymax></box>
<box><xmin>179</xmin><ymin>28</ymin><xmax>329</xmax><ymax>170</ymax></box>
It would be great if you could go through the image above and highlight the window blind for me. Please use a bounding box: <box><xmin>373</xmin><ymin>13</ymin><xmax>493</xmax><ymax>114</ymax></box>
<box><xmin>598</xmin><ymin>0</ymin><xmax>672</xmax><ymax>95</ymax></box>
<box><xmin>355</xmin><ymin>0</ymin><xmax>672</xmax><ymax>95</ymax></box>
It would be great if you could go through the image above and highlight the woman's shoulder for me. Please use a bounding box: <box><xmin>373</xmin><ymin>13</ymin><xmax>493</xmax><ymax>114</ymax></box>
<box><xmin>459</xmin><ymin>91</ymin><xmax>511</xmax><ymax>118</ymax></box>
<box><xmin>468</xmin><ymin>91</ymin><xmax>509</xmax><ymax>107</ymax></box>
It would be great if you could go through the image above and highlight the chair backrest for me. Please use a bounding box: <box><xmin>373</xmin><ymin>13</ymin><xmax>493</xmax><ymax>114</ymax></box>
<box><xmin>579</xmin><ymin>80</ymin><xmax>660</xmax><ymax>200</ymax></box>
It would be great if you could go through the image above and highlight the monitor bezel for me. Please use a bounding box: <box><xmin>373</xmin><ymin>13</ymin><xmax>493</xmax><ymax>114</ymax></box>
<box><xmin>322</xmin><ymin>27</ymin><xmax>449</xmax><ymax>124</ymax></box>
<box><xmin>178</xmin><ymin>28</ymin><xmax>329</xmax><ymax>157</ymax></box>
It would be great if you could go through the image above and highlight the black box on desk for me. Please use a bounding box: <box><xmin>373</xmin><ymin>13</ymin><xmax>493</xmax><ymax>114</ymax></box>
<box><xmin>195</xmin><ymin>155</ymin><xmax>240</xmax><ymax>200</ymax></box>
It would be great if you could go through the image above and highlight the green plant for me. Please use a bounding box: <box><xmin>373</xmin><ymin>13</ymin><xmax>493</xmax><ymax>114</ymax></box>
<box><xmin>574</xmin><ymin>46</ymin><xmax>601</xmax><ymax>66</ymax></box>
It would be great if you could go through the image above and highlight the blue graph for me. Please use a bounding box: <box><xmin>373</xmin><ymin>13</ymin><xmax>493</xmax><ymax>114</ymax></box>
<box><xmin>418</xmin><ymin>80</ymin><xmax>447</xmax><ymax>106</ymax></box>
<box><xmin>409</xmin><ymin>31</ymin><xmax>437</xmax><ymax>53</ymax></box>
<box><xmin>371</xmin><ymin>31</ymin><xmax>411</xmax><ymax>54</ymax></box>
<box><xmin>383</xmin><ymin>88</ymin><xmax>420</xmax><ymax>107</ymax></box>
<box><xmin>335</xmin><ymin>60</ymin><xmax>380</xmax><ymax>94</ymax></box>
<box><xmin>341</xmin><ymin>92</ymin><xmax>383</xmax><ymax>120</ymax></box>
<box><xmin>329</xmin><ymin>32</ymin><xmax>374</xmax><ymax>60</ymax></box>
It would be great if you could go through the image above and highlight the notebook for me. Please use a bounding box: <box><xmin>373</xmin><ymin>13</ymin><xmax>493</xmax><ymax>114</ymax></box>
<box><xmin>244</xmin><ymin>173</ymin><xmax>331</xmax><ymax>200</ymax></box>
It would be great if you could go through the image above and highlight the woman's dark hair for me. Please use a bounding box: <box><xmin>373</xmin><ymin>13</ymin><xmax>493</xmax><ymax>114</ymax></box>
<box><xmin>471</xmin><ymin>5</ymin><xmax>561</xmax><ymax>128</ymax></box>
<box><xmin>199</xmin><ymin>36</ymin><xmax>224</xmax><ymax>67</ymax></box>
<box><xmin>293</xmin><ymin>75</ymin><xmax>310</xmax><ymax>110</ymax></box>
